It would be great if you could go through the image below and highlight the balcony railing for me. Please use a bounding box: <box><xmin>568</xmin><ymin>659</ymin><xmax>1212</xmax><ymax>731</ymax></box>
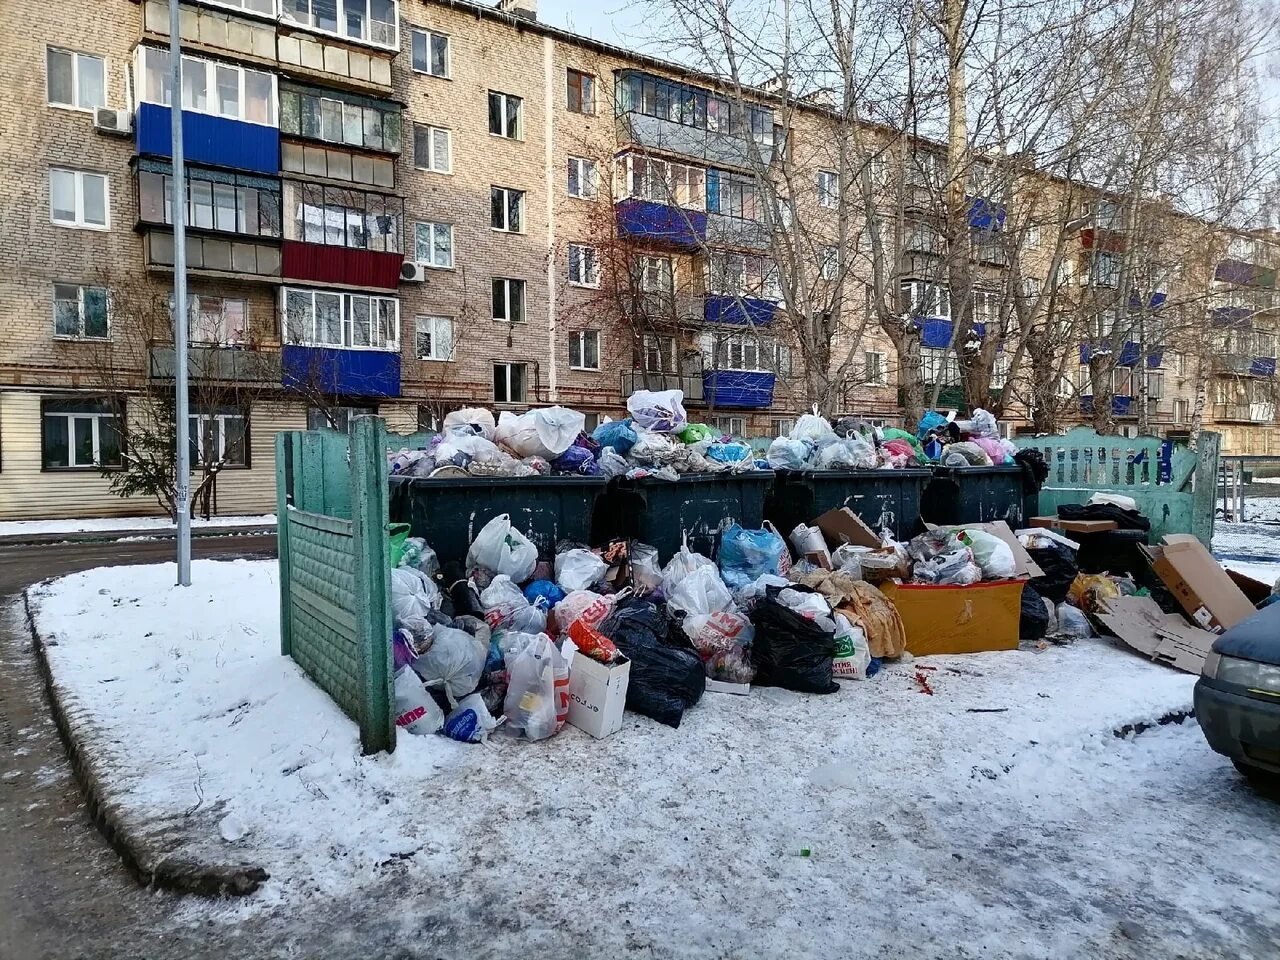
<box><xmin>144</xmin><ymin>230</ymin><xmax>282</xmax><ymax>280</ymax></box>
<box><xmin>1212</xmin><ymin>403</ymin><xmax>1276</xmax><ymax>423</ymax></box>
<box><xmin>615</xmin><ymin>198</ymin><xmax>706</xmax><ymax>249</ymax></box>
<box><xmin>148</xmin><ymin>343</ymin><xmax>282</xmax><ymax>383</ymax></box>
<box><xmin>621</xmin><ymin>371</ymin><xmax>705</xmax><ymax>403</ymax></box>
<box><xmin>705</xmin><ymin>214</ymin><xmax>771</xmax><ymax>252</ymax></box>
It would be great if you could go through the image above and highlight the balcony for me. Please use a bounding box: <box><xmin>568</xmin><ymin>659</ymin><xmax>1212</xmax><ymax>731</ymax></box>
<box><xmin>1080</xmin><ymin>395</ymin><xmax>1134</xmax><ymax>416</ymax></box>
<box><xmin>144</xmin><ymin>230</ymin><xmax>282</xmax><ymax>280</ymax></box>
<box><xmin>621</xmin><ymin>371</ymin><xmax>705</xmax><ymax>404</ymax></box>
<box><xmin>148</xmin><ymin>343</ymin><xmax>281</xmax><ymax>384</ymax></box>
<box><xmin>1212</xmin><ymin>403</ymin><xmax>1276</xmax><ymax>423</ymax></box>
<box><xmin>704</xmin><ymin>370</ymin><xmax>776</xmax><ymax>408</ymax></box>
<box><xmin>1078</xmin><ymin>342</ymin><xmax>1164</xmax><ymax>368</ymax></box>
<box><xmin>1212</xmin><ymin>355</ymin><xmax>1277</xmax><ymax>377</ymax></box>
<box><xmin>281</xmin><ymin>182</ymin><xmax>404</xmax><ymax>289</ymax></box>
<box><xmin>137</xmin><ymin>102</ymin><xmax>280</xmax><ymax>176</ymax></box>
<box><xmin>705</xmin><ymin>213</ymin><xmax>771</xmax><ymax>252</ymax></box>
<box><xmin>281</xmin><ymin>345</ymin><xmax>400</xmax><ymax>398</ymax></box>
<box><xmin>704</xmin><ymin>295</ymin><xmax>775</xmax><ymax>327</ymax></box>
<box><xmin>281</xmin><ymin>243</ymin><xmax>403</xmax><ymax>289</ymax></box>
<box><xmin>1215</xmin><ymin>259</ymin><xmax>1277</xmax><ymax>287</ymax></box>
<box><xmin>140</xmin><ymin>1</ymin><xmax>277</xmax><ymax>60</ymax></box>
<box><xmin>615</xmin><ymin>199</ymin><xmax>706</xmax><ymax>250</ymax></box>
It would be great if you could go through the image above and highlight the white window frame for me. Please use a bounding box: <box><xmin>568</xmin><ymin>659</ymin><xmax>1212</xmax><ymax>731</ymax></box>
<box><xmin>770</xmin><ymin>418</ymin><xmax>795</xmax><ymax>438</ymax></box>
<box><xmin>817</xmin><ymin>169</ymin><xmax>839</xmax><ymax>209</ymax></box>
<box><xmin>190</xmin><ymin>410</ymin><xmax>249</xmax><ymax>466</ymax></box>
<box><xmin>136</xmin><ymin>46</ymin><xmax>277</xmax><ymax>127</ymax></box>
<box><xmin>641</xmin><ymin>334</ymin><xmax>677</xmax><ymax>373</ymax></box>
<box><xmin>280</xmin><ymin>0</ymin><xmax>399</xmax><ymax>50</ymax></box>
<box><xmin>972</xmin><ymin>288</ymin><xmax>1000</xmax><ymax>326</ymax></box>
<box><xmin>46</xmin><ymin>47</ymin><xmax>106</xmax><ymax>112</ymax></box>
<box><xmin>52</xmin><ymin>284</ymin><xmax>110</xmax><ymax>340</ymax></box>
<box><xmin>493</xmin><ymin>362</ymin><xmax>527</xmax><ymax>403</ymax></box>
<box><xmin>569</xmin><ymin>329</ymin><xmax>601</xmax><ymax>370</ymax></box>
<box><xmin>863</xmin><ymin>350</ymin><xmax>886</xmax><ymax>386</ymax></box>
<box><xmin>202</xmin><ymin>0</ymin><xmax>278</xmax><ymax>17</ymax></box>
<box><xmin>49</xmin><ymin>168</ymin><xmax>109</xmax><ymax>230</ymax></box>
<box><xmin>415</xmin><ymin>314</ymin><xmax>454</xmax><ymax>361</ymax></box>
<box><xmin>42</xmin><ymin>404</ymin><xmax>122</xmax><ymax>469</ymax></box>
<box><xmin>413</xmin><ymin>124</ymin><xmax>452</xmax><ymax>174</ymax></box>
<box><xmin>820</xmin><ymin>245</ymin><xmax>839</xmax><ymax>280</ymax></box>
<box><xmin>1090</xmin><ymin>252</ymin><xmax>1120</xmax><ymax>289</ymax></box>
<box><xmin>636</xmin><ymin>255</ymin><xmax>674</xmax><ymax>294</ymax></box>
<box><xmin>414</xmin><ymin>221</ymin><xmax>454</xmax><ymax>269</ymax></box>
<box><xmin>614</xmin><ymin>152</ymin><xmax>706</xmax><ymax>211</ymax></box>
<box><xmin>1023</xmin><ymin>223</ymin><xmax>1042</xmax><ymax>250</ymax></box>
<box><xmin>491</xmin><ymin>185</ymin><xmax>525</xmax><ymax>233</ymax></box>
<box><xmin>492</xmin><ymin>277</ymin><xmax>526</xmax><ymax>323</ymax></box>
<box><xmin>410</xmin><ymin>28</ymin><xmax>450</xmax><ymax>77</ymax></box>
<box><xmin>567</xmin><ymin>156</ymin><xmax>599</xmax><ymax>200</ymax></box>
<box><xmin>902</xmin><ymin>279</ymin><xmax>951</xmax><ymax>319</ymax></box>
<box><xmin>710</xmin><ymin>416</ymin><xmax>746</xmax><ymax>437</ymax></box>
<box><xmin>568</xmin><ymin>244</ymin><xmax>600</xmax><ymax>288</ymax></box>
<box><xmin>487</xmin><ymin>90</ymin><xmax>523</xmax><ymax>140</ymax></box>
<box><xmin>186</xmin><ymin>295</ymin><xmax>249</xmax><ymax>344</ymax></box>
<box><xmin>281</xmin><ymin>287</ymin><xmax>399</xmax><ymax>350</ymax></box>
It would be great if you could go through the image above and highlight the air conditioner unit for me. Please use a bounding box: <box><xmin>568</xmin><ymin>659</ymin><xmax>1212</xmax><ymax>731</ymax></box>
<box><xmin>94</xmin><ymin>107</ymin><xmax>132</xmax><ymax>136</ymax></box>
<box><xmin>400</xmin><ymin>261</ymin><xmax>427</xmax><ymax>283</ymax></box>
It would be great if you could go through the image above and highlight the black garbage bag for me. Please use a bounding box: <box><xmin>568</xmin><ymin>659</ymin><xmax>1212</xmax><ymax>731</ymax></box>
<box><xmin>748</xmin><ymin>589</ymin><xmax>839</xmax><ymax>694</ymax></box>
<box><xmin>1027</xmin><ymin>542</ymin><xmax>1078</xmax><ymax>605</ymax></box>
<box><xmin>600</xmin><ymin>599</ymin><xmax>704</xmax><ymax>728</ymax></box>
<box><xmin>1057</xmin><ymin>502</ymin><xmax>1150</xmax><ymax>532</ymax></box>
<box><xmin>1020</xmin><ymin>583</ymin><xmax>1049</xmax><ymax>640</ymax></box>
<box><xmin>1076</xmin><ymin>528</ymin><xmax>1150</xmax><ymax>578</ymax></box>
<box><xmin>1014</xmin><ymin>448</ymin><xmax>1049</xmax><ymax>494</ymax></box>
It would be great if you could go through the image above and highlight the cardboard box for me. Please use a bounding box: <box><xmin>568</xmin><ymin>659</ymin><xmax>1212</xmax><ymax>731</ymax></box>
<box><xmin>1226</xmin><ymin>568</ymin><xmax>1275</xmax><ymax>606</ymax></box>
<box><xmin>814</xmin><ymin>507</ymin><xmax>882</xmax><ymax>549</ymax></box>
<box><xmin>1096</xmin><ymin>595</ymin><xmax>1216</xmax><ymax>674</ymax></box>
<box><xmin>705</xmin><ymin>679</ymin><xmax>751</xmax><ymax>696</ymax></box>
<box><xmin>565</xmin><ymin>652</ymin><xmax>630</xmax><ymax>739</ymax></box>
<box><xmin>879</xmin><ymin>579</ymin><xmax>1025</xmax><ymax>655</ymax></box>
<box><xmin>1029</xmin><ymin>515</ymin><xmax>1119</xmax><ymax>534</ymax></box>
<box><xmin>1142</xmin><ymin>534</ymin><xmax>1256</xmax><ymax>633</ymax></box>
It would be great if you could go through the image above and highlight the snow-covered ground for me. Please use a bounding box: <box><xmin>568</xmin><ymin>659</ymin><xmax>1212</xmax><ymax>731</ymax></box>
<box><xmin>0</xmin><ymin>514</ymin><xmax>276</xmax><ymax>537</ymax></box>
<box><xmin>24</xmin><ymin>559</ymin><xmax>1280</xmax><ymax>958</ymax></box>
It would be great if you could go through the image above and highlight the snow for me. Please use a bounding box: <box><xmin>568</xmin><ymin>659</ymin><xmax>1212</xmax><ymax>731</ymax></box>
<box><xmin>27</xmin><ymin>558</ymin><xmax>1280</xmax><ymax>956</ymax></box>
<box><xmin>0</xmin><ymin>514</ymin><xmax>276</xmax><ymax>536</ymax></box>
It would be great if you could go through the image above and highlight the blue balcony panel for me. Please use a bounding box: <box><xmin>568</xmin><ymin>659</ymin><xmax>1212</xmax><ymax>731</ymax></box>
<box><xmin>1210</xmin><ymin>306</ymin><xmax>1254</xmax><ymax>329</ymax></box>
<box><xmin>1251</xmin><ymin>357</ymin><xmax>1277</xmax><ymax>377</ymax></box>
<box><xmin>704</xmin><ymin>295</ymin><xmax>775</xmax><ymax>327</ymax></box>
<box><xmin>916</xmin><ymin>318</ymin><xmax>987</xmax><ymax>349</ymax></box>
<box><xmin>1128</xmin><ymin>290</ymin><xmax>1168</xmax><ymax>310</ymax></box>
<box><xmin>704</xmin><ymin>370</ymin><xmax>775</xmax><ymax>408</ymax></box>
<box><xmin>1079</xmin><ymin>341</ymin><xmax>1164</xmax><ymax>368</ymax></box>
<box><xmin>967</xmin><ymin>196</ymin><xmax>1006</xmax><ymax>231</ymax></box>
<box><xmin>1080</xmin><ymin>395</ymin><xmax>1133</xmax><ymax>416</ymax></box>
<box><xmin>615</xmin><ymin>198</ymin><xmax>706</xmax><ymax>249</ymax></box>
<box><xmin>136</xmin><ymin>102</ymin><xmax>280</xmax><ymax>176</ymax></box>
<box><xmin>281</xmin><ymin>345</ymin><xmax>401</xmax><ymax>398</ymax></box>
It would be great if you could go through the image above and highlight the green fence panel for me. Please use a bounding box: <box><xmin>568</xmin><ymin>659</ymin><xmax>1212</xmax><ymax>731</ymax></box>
<box><xmin>1012</xmin><ymin>428</ymin><xmax>1219</xmax><ymax>545</ymax></box>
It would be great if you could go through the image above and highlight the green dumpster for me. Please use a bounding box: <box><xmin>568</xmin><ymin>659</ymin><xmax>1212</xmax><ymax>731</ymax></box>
<box><xmin>764</xmin><ymin>469</ymin><xmax>932</xmax><ymax>543</ymax></box>
<box><xmin>389</xmin><ymin>475</ymin><xmax>608</xmax><ymax>567</ymax></box>
<box><xmin>920</xmin><ymin>465</ymin><xmax>1037</xmax><ymax>528</ymax></box>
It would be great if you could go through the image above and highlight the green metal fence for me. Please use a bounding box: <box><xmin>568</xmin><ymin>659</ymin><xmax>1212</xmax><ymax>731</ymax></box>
<box><xmin>277</xmin><ymin>417</ymin><xmax>393</xmax><ymax>754</ymax></box>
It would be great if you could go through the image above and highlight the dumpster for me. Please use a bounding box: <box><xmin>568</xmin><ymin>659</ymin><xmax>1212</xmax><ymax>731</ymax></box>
<box><xmin>920</xmin><ymin>465</ymin><xmax>1036</xmax><ymax>529</ymax></box>
<box><xmin>591</xmin><ymin>472</ymin><xmax>775</xmax><ymax>561</ymax></box>
<box><xmin>764</xmin><ymin>469</ymin><xmax>932</xmax><ymax>543</ymax></box>
<box><xmin>389</xmin><ymin>475</ymin><xmax>608</xmax><ymax>567</ymax></box>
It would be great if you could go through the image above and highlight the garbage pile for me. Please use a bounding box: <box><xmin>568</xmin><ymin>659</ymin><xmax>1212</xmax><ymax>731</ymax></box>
<box><xmin>388</xmin><ymin>390</ymin><xmax>764</xmax><ymax>482</ymax></box>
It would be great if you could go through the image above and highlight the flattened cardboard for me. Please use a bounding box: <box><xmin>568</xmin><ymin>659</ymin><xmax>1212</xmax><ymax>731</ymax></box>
<box><xmin>1144</xmin><ymin>535</ymin><xmax>1256</xmax><ymax>633</ymax></box>
<box><xmin>926</xmin><ymin>520</ymin><xmax>1045</xmax><ymax>579</ymax></box>
<box><xmin>1029</xmin><ymin>516</ymin><xmax>1119</xmax><ymax>534</ymax></box>
<box><xmin>1097</xmin><ymin>595</ymin><xmax>1216</xmax><ymax>674</ymax></box>
<box><xmin>814</xmin><ymin>507</ymin><xmax>882</xmax><ymax>549</ymax></box>
<box><xmin>879</xmin><ymin>579</ymin><xmax>1024</xmax><ymax>655</ymax></box>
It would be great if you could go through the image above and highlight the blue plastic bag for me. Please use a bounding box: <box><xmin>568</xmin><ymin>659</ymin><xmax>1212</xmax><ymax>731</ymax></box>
<box><xmin>707</xmin><ymin>442</ymin><xmax>752</xmax><ymax>464</ymax></box>
<box><xmin>917</xmin><ymin>410</ymin><xmax>948</xmax><ymax>440</ymax></box>
<box><xmin>551</xmin><ymin>444</ymin><xmax>599</xmax><ymax>475</ymax></box>
<box><xmin>718</xmin><ymin>524</ymin><xmax>787</xmax><ymax>589</ymax></box>
<box><xmin>591</xmin><ymin>418</ymin><xmax>639</xmax><ymax>455</ymax></box>
<box><xmin>523</xmin><ymin>579</ymin><xmax>566</xmax><ymax>610</ymax></box>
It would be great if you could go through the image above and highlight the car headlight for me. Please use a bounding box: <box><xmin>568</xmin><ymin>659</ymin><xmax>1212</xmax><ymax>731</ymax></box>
<box><xmin>1215</xmin><ymin>655</ymin><xmax>1280</xmax><ymax>696</ymax></box>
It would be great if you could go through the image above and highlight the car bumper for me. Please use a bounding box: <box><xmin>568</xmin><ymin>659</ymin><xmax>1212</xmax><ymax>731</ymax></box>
<box><xmin>1195</xmin><ymin>678</ymin><xmax>1280</xmax><ymax>773</ymax></box>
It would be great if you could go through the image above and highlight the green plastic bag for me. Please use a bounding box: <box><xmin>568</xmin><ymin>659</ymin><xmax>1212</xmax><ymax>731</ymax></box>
<box><xmin>880</xmin><ymin>428</ymin><xmax>924</xmax><ymax>456</ymax></box>
<box><xmin>388</xmin><ymin>522</ymin><xmax>412</xmax><ymax>568</ymax></box>
<box><xmin>679</xmin><ymin>423</ymin><xmax>717</xmax><ymax>444</ymax></box>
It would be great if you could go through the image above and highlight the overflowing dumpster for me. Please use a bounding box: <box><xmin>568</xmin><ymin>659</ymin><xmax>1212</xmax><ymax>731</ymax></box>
<box><xmin>765</xmin><ymin>469</ymin><xmax>932</xmax><ymax>543</ymax></box>
<box><xmin>921</xmin><ymin>465</ymin><xmax>1037</xmax><ymax>530</ymax></box>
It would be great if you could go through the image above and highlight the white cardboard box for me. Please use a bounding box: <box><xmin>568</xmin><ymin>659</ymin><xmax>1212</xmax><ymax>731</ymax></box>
<box><xmin>705</xmin><ymin>679</ymin><xmax>750</xmax><ymax>696</ymax></box>
<box><xmin>566</xmin><ymin>650</ymin><xmax>631</xmax><ymax>739</ymax></box>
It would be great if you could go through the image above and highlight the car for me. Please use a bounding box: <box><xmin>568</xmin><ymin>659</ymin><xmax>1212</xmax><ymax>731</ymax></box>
<box><xmin>1195</xmin><ymin>600</ymin><xmax>1280</xmax><ymax>788</ymax></box>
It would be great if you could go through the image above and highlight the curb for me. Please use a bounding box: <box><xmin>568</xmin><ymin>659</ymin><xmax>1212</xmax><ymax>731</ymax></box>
<box><xmin>0</xmin><ymin>526</ymin><xmax>277</xmax><ymax>548</ymax></box>
<box><xmin>21</xmin><ymin>588</ymin><xmax>269</xmax><ymax>897</ymax></box>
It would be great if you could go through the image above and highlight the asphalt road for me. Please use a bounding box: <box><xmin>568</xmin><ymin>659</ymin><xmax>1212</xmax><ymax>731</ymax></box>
<box><xmin>0</xmin><ymin>536</ymin><xmax>279</xmax><ymax>960</ymax></box>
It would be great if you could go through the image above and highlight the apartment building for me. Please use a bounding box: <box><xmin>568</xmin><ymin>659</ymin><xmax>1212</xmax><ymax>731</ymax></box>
<box><xmin>0</xmin><ymin>0</ymin><xmax>1275</xmax><ymax>521</ymax></box>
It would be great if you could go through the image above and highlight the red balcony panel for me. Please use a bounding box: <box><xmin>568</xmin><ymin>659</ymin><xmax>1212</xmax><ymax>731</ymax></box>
<box><xmin>281</xmin><ymin>241</ymin><xmax>403</xmax><ymax>290</ymax></box>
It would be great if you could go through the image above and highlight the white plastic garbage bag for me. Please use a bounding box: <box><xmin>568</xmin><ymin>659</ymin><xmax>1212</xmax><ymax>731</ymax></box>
<box><xmin>443</xmin><ymin>407</ymin><xmax>497</xmax><ymax>440</ymax></box>
<box><xmin>767</xmin><ymin>436</ymin><xmax>811</xmax><ymax>470</ymax></box>
<box><xmin>390</xmin><ymin>567</ymin><xmax>441</xmax><ymax>623</ymax></box>
<box><xmin>495</xmin><ymin>407</ymin><xmax>584</xmax><ymax>459</ymax></box>
<box><xmin>668</xmin><ymin>563</ymin><xmax>734</xmax><ymax>617</ymax></box>
<box><xmin>817</xmin><ymin>436</ymin><xmax>877</xmax><ymax>470</ymax></box>
<box><xmin>776</xmin><ymin>588</ymin><xmax>836</xmax><ymax>633</ymax></box>
<box><xmin>394</xmin><ymin>667</ymin><xmax>445</xmax><ymax>735</ymax></box>
<box><xmin>791</xmin><ymin>413</ymin><xmax>836</xmax><ymax>444</ymax></box>
<box><xmin>480</xmin><ymin>575</ymin><xmax>547</xmax><ymax>633</ymax></box>
<box><xmin>660</xmin><ymin>544</ymin><xmax>715</xmax><ymax>597</ymax></box>
<box><xmin>442</xmin><ymin>692</ymin><xmax>499</xmax><ymax>743</ymax></box>
<box><xmin>629</xmin><ymin>429</ymin><xmax>679</xmax><ymax>465</ymax></box>
<box><xmin>555</xmin><ymin>548</ymin><xmax>607</xmax><ymax>593</ymax></box>
<box><xmin>504</xmin><ymin>634</ymin><xmax>567</xmax><ymax>741</ymax></box>
<box><xmin>630</xmin><ymin>542</ymin><xmax>662</xmax><ymax>595</ymax></box>
<box><xmin>961</xmin><ymin>530</ymin><xmax>1017</xmax><ymax>580</ymax></box>
<box><xmin>412</xmin><ymin>626</ymin><xmax>487</xmax><ymax>705</ymax></box>
<box><xmin>626</xmin><ymin>389</ymin><xmax>688</xmax><ymax>433</ymax></box>
<box><xmin>435</xmin><ymin>433</ymin><xmax>508</xmax><ymax>467</ymax></box>
<box><xmin>466</xmin><ymin>514</ymin><xmax>538</xmax><ymax>582</ymax></box>
<box><xmin>832</xmin><ymin>614</ymin><xmax>871</xmax><ymax>680</ymax></box>
<box><xmin>553</xmin><ymin>590</ymin><xmax>618</xmax><ymax>632</ymax></box>
<box><xmin>596</xmin><ymin>446</ymin><xmax>629</xmax><ymax>479</ymax></box>
<box><xmin>733</xmin><ymin>572</ymin><xmax>790</xmax><ymax>609</ymax></box>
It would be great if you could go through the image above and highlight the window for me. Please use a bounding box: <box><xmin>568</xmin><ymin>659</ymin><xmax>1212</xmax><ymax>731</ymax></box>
<box><xmin>282</xmin><ymin>288</ymin><xmax>399</xmax><ymax>349</ymax></box>
<box><xmin>307</xmin><ymin>405</ymin><xmax>376</xmax><ymax>432</ymax></box>
<box><xmin>706</xmin><ymin>169</ymin><xmax>759</xmax><ymax>221</ymax></box>
<box><xmin>41</xmin><ymin>398</ymin><xmax>123</xmax><ymax>469</ymax></box>
<box><xmin>413</xmin><ymin>221</ymin><xmax>453</xmax><ymax>268</ymax></box>
<box><xmin>568</xmin><ymin>244</ymin><xmax>600</xmax><ymax>287</ymax></box>
<box><xmin>567</xmin><ymin>156</ymin><xmax>598</xmax><ymax>200</ymax></box>
<box><xmin>770</xmin><ymin>418</ymin><xmax>795</xmax><ymax>438</ymax></box>
<box><xmin>47</xmin><ymin>47</ymin><xmax>105</xmax><ymax>111</ymax></box>
<box><xmin>922</xmin><ymin>347</ymin><xmax>961</xmax><ymax>386</ymax></box>
<box><xmin>635</xmin><ymin>255</ymin><xmax>674</xmax><ymax>295</ymax></box>
<box><xmin>583</xmin><ymin>413</ymin><xmax>601</xmax><ymax>433</ymax></box>
<box><xmin>820</xmin><ymin>245</ymin><xmax>839</xmax><ymax>280</ymax></box>
<box><xmin>707</xmin><ymin>252</ymin><xmax>779</xmax><ymax>300</ymax></box>
<box><xmin>1023</xmin><ymin>224</ymin><xmax>1042</xmax><ymax>250</ymax></box>
<box><xmin>205</xmin><ymin>0</ymin><xmax>276</xmax><ymax>14</ymax></box>
<box><xmin>137</xmin><ymin>163</ymin><xmax>282</xmax><ymax>237</ymax></box>
<box><xmin>492</xmin><ymin>278</ymin><xmax>526</xmax><ymax>322</ymax></box>
<box><xmin>487</xmin><ymin>91</ymin><xmax>522</xmax><ymax>139</ymax></box>
<box><xmin>417</xmin><ymin>406</ymin><xmax>439</xmax><ymax>432</ymax></box>
<box><xmin>494</xmin><ymin>362</ymin><xmax>527</xmax><ymax>403</ymax></box>
<box><xmin>413</xmin><ymin>124</ymin><xmax>451</xmax><ymax>173</ymax></box>
<box><xmin>49</xmin><ymin>168</ymin><xmax>108</xmax><ymax>230</ymax></box>
<box><xmin>615</xmin><ymin>72</ymin><xmax>775</xmax><ymax>152</ymax></box>
<box><xmin>137</xmin><ymin>47</ymin><xmax>276</xmax><ymax>125</ymax></box>
<box><xmin>284</xmin><ymin>182</ymin><xmax>403</xmax><ymax>252</ymax></box>
<box><xmin>641</xmin><ymin>334</ymin><xmax>677</xmax><ymax>372</ymax></box>
<box><xmin>710</xmin><ymin>416</ymin><xmax>746</xmax><ymax>437</ymax></box>
<box><xmin>615</xmin><ymin>152</ymin><xmax>706</xmax><ymax>210</ymax></box>
<box><xmin>490</xmin><ymin>186</ymin><xmax>524</xmax><ymax>232</ymax></box>
<box><xmin>1173</xmin><ymin>399</ymin><xmax>1189</xmax><ymax>423</ymax></box>
<box><xmin>569</xmin><ymin>330</ymin><xmax>600</xmax><ymax>370</ymax></box>
<box><xmin>411</xmin><ymin>29</ymin><xmax>449</xmax><ymax>77</ymax></box>
<box><xmin>179</xmin><ymin>295</ymin><xmax>248</xmax><ymax>344</ymax></box>
<box><xmin>279</xmin><ymin>85</ymin><xmax>401</xmax><ymax>153</ymax></box>
<box><xmin>1095</xmin><ymin>200</ymin><xmax>1120</xmax><ymax>229</ymax></box>
<box><xmin>1090</xmin><ymin>252</ymin><xmax>1119</xmax><ymax>288</ymax></box>
<box><xmin>972</xmin><ymin>289</ymin><xmax>1000</xmax><ymax>326</ymax></box>
<box><xmin>863</xmin><ymin>350</ymin><xmax>886</xmax><ymax>386</ymax></box>
<box><xmin>902</xmin><ymin>280</ymin><xmax>950</xmax><ymax>318</ymax></box>
<box><xmin>415</xmin><ymin>315</ymin><xmax>454</xmax><ymax>360</ymax></box>
<box><xmin>817</xmin><ymin>170</ymin><xmax>839</xmax><ymax>209</ymax></box>
<box><xmin>190</xmin><ymin>408</ymin><xmax>248</xmax><ymax>467</ymax></box>
<box><xmin>53</xmin><ymin>284</ymin><xmax>109</xmax><ymax>339</ymax></box>
<box><xmin>567</xmin><ymin>69</ymin><xmax>595</xmax><ymax>114</ymax></box>
<box><xmin>282</xmin><ymin>0</ymin><xmax>399</xmax><ymax>48</ymax></box>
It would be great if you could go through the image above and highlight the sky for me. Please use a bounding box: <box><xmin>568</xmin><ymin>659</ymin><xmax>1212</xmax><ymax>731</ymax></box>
<box><xmin>534</xmin><ymin>0</ymin><xmax>652</xmax><ymax>51</ymax></box>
